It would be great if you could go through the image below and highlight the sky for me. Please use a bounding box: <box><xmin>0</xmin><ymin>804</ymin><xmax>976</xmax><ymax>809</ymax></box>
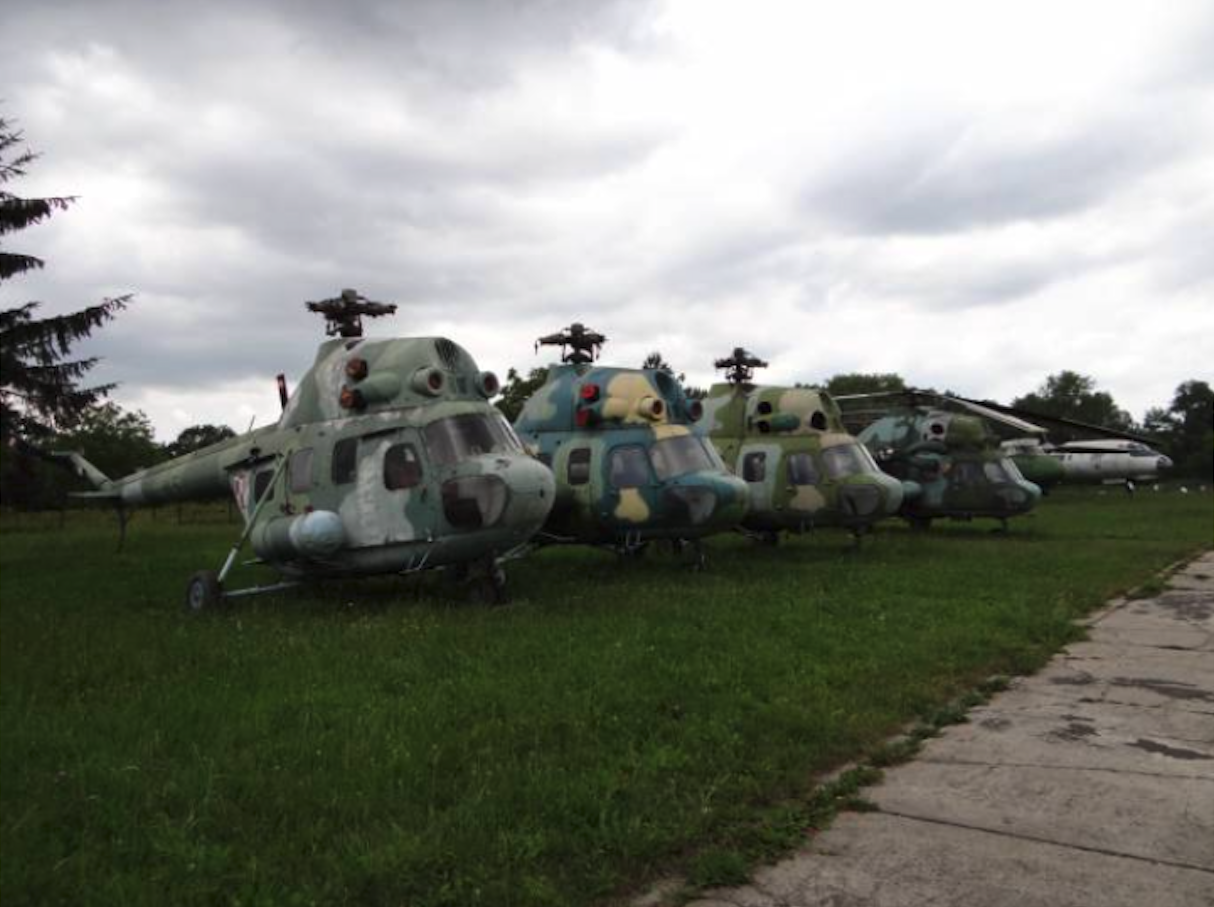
<box><xmin>3</xmin><ymin>0</ymin><xmax>1212</xmax><ymax>440</ymax></box>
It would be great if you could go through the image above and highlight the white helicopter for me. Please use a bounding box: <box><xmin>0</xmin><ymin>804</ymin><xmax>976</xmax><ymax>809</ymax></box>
<box><xmin>1001</xmin><ymin>436</ymin><xmax>1173</xmax><ymax>488</ymax></box>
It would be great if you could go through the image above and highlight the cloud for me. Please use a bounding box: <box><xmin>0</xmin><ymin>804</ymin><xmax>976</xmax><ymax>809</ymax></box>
<box><xmin>3</xmin><ymin>0</ymin><xmax>1213</xmax><ymax>439</ymax></box>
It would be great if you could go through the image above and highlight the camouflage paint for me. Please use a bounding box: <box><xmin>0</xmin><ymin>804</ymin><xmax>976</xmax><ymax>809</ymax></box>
<box><xmin>857</xmin><ymin>408</ymin><xmax>1042</xmax><ymax>523</ymax></box>
<box><xmin>699</xmin><ymin>383</ymin><xmax>905</xmax><ymax>533</ymax></box>
<box><xmin>66</xmin><ymin>337</ymin><xmax>556</xmax><ymax>579</ymax></box>
<box><xmin>514</xmin><ymin>364</ymin><xmax>749</xmax><ymax>545</ymax></box>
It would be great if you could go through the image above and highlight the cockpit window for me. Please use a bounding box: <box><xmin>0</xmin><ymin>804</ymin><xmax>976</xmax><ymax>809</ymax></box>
<box><xmin>822</xmin><ymin>444</ymin><xmax>876</xmax><ymax>480</ymax></box>
<box><xmin>384</xmin><ymin>443</ymin><xmax>423</xmax><ymax>490</ymax></box>
<box><xmin>609</xmin><ymin>446</ymin><xmax>650</xmax><ymax>488</ymax></box>
<box><xmin>983</xmin><ymin>459</ymin><xmax>1012</xmax><ymax>483</ymax></box>
<box><xmin>787</xmin><ymin>452</ymin><xmax>819</xmax><ymax>485</ymax></box>
<box><xmin>423</xmin><ymin>413</ymin><xmax>522</xmax><ymax>467</ymax></box>
<box><xmin>649</xmin><ymin>435</ymin><xmax>715</xmax><ymax>481</ymax></box>
<box><xmin>1001</xmin><ymin>457</ymin><xmax>1026</xmax><ymax>482</ymax></box>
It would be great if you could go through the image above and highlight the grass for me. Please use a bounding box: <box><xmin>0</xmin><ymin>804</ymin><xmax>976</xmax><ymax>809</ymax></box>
<box><xmin>2</xmin><ymin>488</ymin><xmax>1211</xmax><ymax>906</ymax></box>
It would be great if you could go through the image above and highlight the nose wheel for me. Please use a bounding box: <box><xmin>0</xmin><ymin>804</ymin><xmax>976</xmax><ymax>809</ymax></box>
<box><xmin>459</xmin><ymin>557</ymin><xmax>508</xmax><ymax>605</ymax></box>
<box><xmin>186</xmin><ymin>570</ymin><xmax>223</xmax><ymax>612</ymax></box>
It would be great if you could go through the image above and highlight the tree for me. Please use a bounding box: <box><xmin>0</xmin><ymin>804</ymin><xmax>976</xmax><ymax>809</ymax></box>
<box><xmin>57</xmin><ymin>402</ymin><xmax>163</xmax><ymax>479</ymax></box>
<box><xmin>494</xmin><ymin>367</ymin><xmax>549</xmax><ymax>422</ymax></box>
<box><xmin>1011</xmin><ymin>371</ymin><xmax>1132</xmax><ymax>433</ymax></box>
<box><xmin>166</xmin><ymin>423</ymin><xmax>236</xmax><ymax>458</ymax></box>
<box><xmin>822</xmin><ymin>372</ymin><xmax>907</xmax><ymax>397</ymax></box>
<box><xmin>1144</xmin><ymin>380</ymin><xmax>1213</xmax><ymax>478</ymax></box>
<box><xmin>1</xmin><ymin>118</ymin><xmax>130</xmax><ymax>446</ymax></box>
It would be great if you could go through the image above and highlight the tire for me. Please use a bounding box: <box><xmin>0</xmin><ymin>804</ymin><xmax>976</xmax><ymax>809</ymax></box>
<box><xmin>186</xmin><ymin>570</ymin><xmax>223</xmax><ymax>612</ymax></box>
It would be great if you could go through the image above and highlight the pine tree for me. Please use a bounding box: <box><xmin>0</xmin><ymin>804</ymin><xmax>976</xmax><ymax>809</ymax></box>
<box><xmin>0</xmin><ymin>117</ymin><xmax>130</xmax><ymax>445</ymax></box>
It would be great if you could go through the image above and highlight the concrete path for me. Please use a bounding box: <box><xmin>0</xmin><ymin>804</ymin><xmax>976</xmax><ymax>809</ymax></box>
<box><xmin>690</xmin><ymin>550</ymin><xmax>1214</xmax><ymax>907</ymax></box>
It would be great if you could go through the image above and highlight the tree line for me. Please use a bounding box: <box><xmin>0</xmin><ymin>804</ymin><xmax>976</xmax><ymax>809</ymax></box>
<box><xmin>3</xmin><ymin>120</ymin><xmax>1210</xmax><ymax>510</ymax></box>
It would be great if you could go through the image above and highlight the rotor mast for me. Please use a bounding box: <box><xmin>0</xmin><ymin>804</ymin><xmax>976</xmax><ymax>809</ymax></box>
<box><xmin>536</xmin><ymin>323</ymin><xmax>606</xmax><ymax>364</ymax></box>
<box><xmin>305</xmin><ymin>289</ymin><xmax>398</xmax><ymax>338</ymax></box>
<box><xmin>714</xmin><ymin>347</ymin><xmax>768</xmax><ymax>385</ymax></box>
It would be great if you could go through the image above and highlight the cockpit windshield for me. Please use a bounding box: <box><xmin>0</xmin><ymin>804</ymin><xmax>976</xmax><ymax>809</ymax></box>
<box><xmin>1001</xmin><ymin>457</ymin><xmax>1026</xmax><ymax>482</ymax></box>
<box><xmin>649</xmin><ymin>435</ymin><xmax>716</xmax><ymax>481</ymax></box>
<box><xmin>822</xmin><ymin>443</ymin><xmax>878</xmax><ymax>480</ymax></box>
<box><xmin>983</xmin><ymin>459</ymin><xmax>1011</xmax><ymax>483</ymax></box>
<box><xmin>424</xmin><ymin>413</ymin><xmax>522</xmax><ymax>467</ymax></box>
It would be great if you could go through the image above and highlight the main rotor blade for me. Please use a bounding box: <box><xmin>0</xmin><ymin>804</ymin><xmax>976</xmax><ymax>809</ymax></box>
<box><xmin>952</xmin><ymin>396</ymin><xmax>1154</xmax><ymax>443</ymax></box>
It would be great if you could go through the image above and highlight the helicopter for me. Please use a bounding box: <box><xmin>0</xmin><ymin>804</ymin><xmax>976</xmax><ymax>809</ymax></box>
<box><xmin>511</xmin><ymin>324</ymin><xmax>749</xmax><ymax>561</ymax></box>
<box><xmin>697</xmin><ymin>349</ymin><xmax>906</xmax><ymax>544</ymax></box>
<box><xmin>835</xmin><ymin>390</ymin><xmax>1044</xmax><ymax>530</ymax></box>
<box><xmin>961</xmin><ymin>398</ymin><xmax>1175</xmax><ymax>490</ymax></box>
<box><xmin>58</xmin><ymin>290</ymin><xmax>556</xmax><ymax>606</ymax></box>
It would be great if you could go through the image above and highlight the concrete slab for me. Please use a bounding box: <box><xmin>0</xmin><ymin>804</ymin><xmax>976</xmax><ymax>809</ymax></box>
<box><xmin>690</xmin><ymin>813</ymin><xmax>1214</xmax><ymax>907</ymax></box>
<box><xmin>962</xmin><ymin>695</ymin><xmax>1214</xmax><ymax>745</ymax></box>
<box><xmin>678</xmin><ymin>549</ymin><xmax>1214</xmax><ymax>907</ymax></box>
<box><xmin>916</xmin><ymin>709</ymin><xmax>1214</xmax><ymax>779</ymax></box>
<box><xmin>871</xmin><ymin>761</ymin><xmax>1214</xmax><ymax>869</ymax></box>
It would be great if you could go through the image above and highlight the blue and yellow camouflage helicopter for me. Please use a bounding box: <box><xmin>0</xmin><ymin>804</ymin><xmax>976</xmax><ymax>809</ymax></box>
<box><xmin>512</xmin><ymin>324</ymin><xmax>748</xmax><ymax>562</ymax></box>
<box><xmin>59</xmin><ymin>291</ymin><xmax>555</xmax><ymax>606</ymax></box>
<box><xmin>698</xmin><ymin>349</ymin><xmax>906</xmax><ymax>544</ymax></box>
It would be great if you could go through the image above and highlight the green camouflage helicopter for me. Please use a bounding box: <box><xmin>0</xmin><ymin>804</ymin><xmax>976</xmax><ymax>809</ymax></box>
<box><xmin>512</xmin><ymin>324</ymin><xmax>749</xmax><ymax>561</ymax></box>
<box><xmin>697</xmin><ymin>349</ymin><xmax>905</xmax><ymax>543</ymax></box>
<box><xmin>59</xmin><ymin>291</ymin><xmax>555</xmax><ymax>606</ymax></box>
<box><xmin>836</xmin><ymin>390</ymin><xmax>1044</xmax><ymax>530</ymax></box>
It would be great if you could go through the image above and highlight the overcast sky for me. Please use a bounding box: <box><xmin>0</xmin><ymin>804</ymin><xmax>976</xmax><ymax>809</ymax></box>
<box><xmin>4</xmin><ymin>0</ymin><xmax>1212</xmax><ymax>440</ymax></box>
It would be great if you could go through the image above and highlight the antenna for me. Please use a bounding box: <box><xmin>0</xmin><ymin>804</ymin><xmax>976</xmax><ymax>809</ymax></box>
<box><xmin>305</xmin><ymin>288</ymin><xmax>397</xmax><ymax>338</ymax></box>
<box><xmin>714</xmin><ymin>347</ymin><xmax>768</xmax><ymax>385</ymax></box>
<box><xmin>536</xmin><ymin>322</ymin><xmax>607</xmax><ymax>364</ymax></box>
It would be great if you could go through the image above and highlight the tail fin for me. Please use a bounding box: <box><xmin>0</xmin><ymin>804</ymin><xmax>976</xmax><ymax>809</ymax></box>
<box><xmin>53</xmin><ymin>451</ymin><xmax>116</xmax><ymax>493</ymax></box>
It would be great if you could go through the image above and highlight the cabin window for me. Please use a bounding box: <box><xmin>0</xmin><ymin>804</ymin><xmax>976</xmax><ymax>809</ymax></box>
<box><xmin>609</xmin><ymin>446</ymin><xmax>650</xmax><ymax>488</ymax></box>
<box><xmin>787</xmin><ymin>452</ymin><xmax>819</xmax><ymax>485</ymax></box>
<box><xmin>742</xmin><ymin>451</ymin><xmax>766</xmax><ymax>482</ymax></box>
<box><xmin>568</xmin><ymin>448</ymin><xmax>592</xmax><ymax>485</ymax></box>
<box><xmin>384</xmin><ymin>444</ymin><xmax>423</xmax><ymax>490</ymax></box>
<box><xmin>253</xmin><ymin>469</ymin><xmax>275</xmax><ymax>504</ymax></box>
<box><xmin>810</xmin><ymin>411</ymin><xmax>827</xmax><ymax>430</ymax></box>
<box><xmin>289</xmin><ymin>448</ymin><xmax>314</xmax><ymax>493</ymax></box>
<box><xmin>331</xmin><ymin>438</ymin><xmax>358</xmax><ymax>485</ymax></box>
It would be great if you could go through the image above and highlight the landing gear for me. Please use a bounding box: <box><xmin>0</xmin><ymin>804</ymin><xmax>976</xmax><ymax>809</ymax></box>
<box><xmin>464</xmin><ymin>557</ymin><xmax>508</xmax><ymax>605</ymax></box>
<box><xmin>185</xmin><ymin>570</ymin><xmax>223</xmax><ymax>612</ymax></box>
<box><xmin>758</xmin><ymin>530</ymin><xmax>780</xmax><ymax>547</ymax></box>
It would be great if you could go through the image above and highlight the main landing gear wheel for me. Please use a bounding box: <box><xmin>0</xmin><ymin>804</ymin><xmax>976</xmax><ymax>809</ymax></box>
<box><xmin>464</xmin><ymin>559</ymin><xmax>508</xmax><ymax>605</ymax></box>
<box><xmin>186</xmin><ymin>570</ymin><xmax>223</xmax><ymax>612</ymax></box>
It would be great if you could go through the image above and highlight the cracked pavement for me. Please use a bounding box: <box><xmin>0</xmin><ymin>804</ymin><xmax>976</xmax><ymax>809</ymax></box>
<box><xmin>686</xmin><ymin>550</ymin><xmax>1214</xmax><ymax>907</ymax></box>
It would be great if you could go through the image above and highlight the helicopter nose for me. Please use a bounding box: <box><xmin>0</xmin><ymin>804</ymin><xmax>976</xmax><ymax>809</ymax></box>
<box><xmin>1158</xmin><ymin>456</ymin><xmax>1173</xmax><ymax>471</ymax></box>
<box><xmin>879</xmin><ymin>474</ymin><xmax>905</xmax><ymax>514</ymax></box>
<box><xmin>664</xmin><ymin>474</ymin><xmax>748</xmax><ymax>530</ymax></box>
<box><xmin>495</xmin><ymin>455</ymin><xmax>556</xmax><ymax>532</ymax></box>
<box><xmin>997</xmin><ymin>480</ymin><xmax>1041</xmax><ymax>513</ymax></box>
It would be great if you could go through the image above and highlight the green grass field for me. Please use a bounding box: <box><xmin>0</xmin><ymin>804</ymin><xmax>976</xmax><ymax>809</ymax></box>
<box><xmin>2</xmin><ymin>489</ymin><xmax>1211</xmax><ymax>906</ymax></box>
